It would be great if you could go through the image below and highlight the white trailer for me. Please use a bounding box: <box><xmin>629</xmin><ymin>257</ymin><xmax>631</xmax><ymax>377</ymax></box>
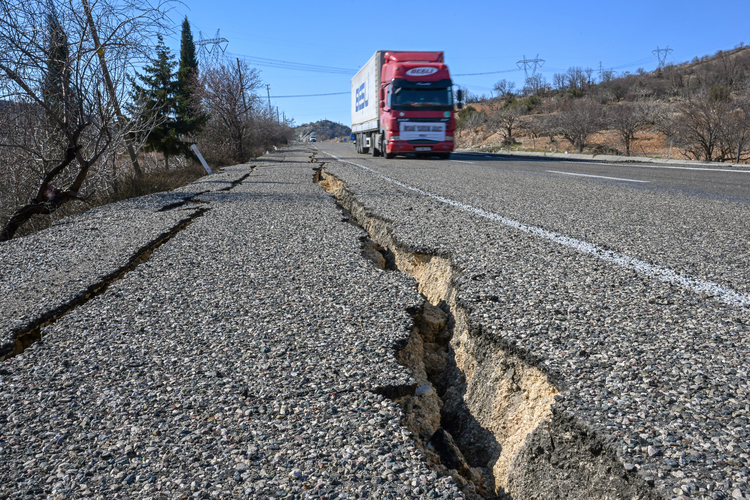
<box><xmin>350</xmin><ymin>51</ymin><xmax>384</xmax><ymax>154</ymax></box>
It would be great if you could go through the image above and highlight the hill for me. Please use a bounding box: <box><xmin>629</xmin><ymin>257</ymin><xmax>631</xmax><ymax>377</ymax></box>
<box><xmin>295</xmin><ymin>120</ymin><xmax>351</xmax><ymax>142</ymax></box>
<box><xmin>455</xmin><ymin>42</ymin><xmax>750</xmax><ymax>163</ymax></box>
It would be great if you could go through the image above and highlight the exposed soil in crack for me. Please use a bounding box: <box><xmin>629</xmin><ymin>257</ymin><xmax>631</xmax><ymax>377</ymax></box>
<box><xmin>1</xmin><ymin>208</ymin><xmax>209</xmax><ymax>361</ymax></box>
<box><xmin>313</xmin><ymin>165</ymin><xmax>660</xmax><ymax>500</ymax></box>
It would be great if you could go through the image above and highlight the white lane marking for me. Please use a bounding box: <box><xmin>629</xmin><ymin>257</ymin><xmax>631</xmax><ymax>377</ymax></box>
<box><xmin>452</xmin><ymin>160</ymin><xmax>475</xmax><ymax>164</ymax></box>
<box><xmin>563</xmin><ymin>160</ymin><xmax>750</xmax><ymax>174</ymax></box>
<box><xmin>547</xmin><ymin>170</ymin><xmax>650</xmax><ymax>183</ymax></box>
<box><xmin>612</xmin><ymin>163</ymin><xmax>750</xmax><ymax>174</ymax></box>
<box><xmin>318</xmin><ymin>149</ymin><xmax>750</xmax><ymax>308</ymax></box>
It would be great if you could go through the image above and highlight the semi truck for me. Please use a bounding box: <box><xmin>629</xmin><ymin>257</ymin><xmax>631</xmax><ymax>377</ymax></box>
<box><xmin>351</xmin><ymin>51</ymin><xmax>461</xmax><ymax>159</ymax></box>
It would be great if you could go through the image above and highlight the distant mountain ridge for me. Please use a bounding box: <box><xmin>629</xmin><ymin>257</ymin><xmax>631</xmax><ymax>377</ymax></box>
<box><xmin>295</xmin><ymin>120</ymin><xmax>351</xmax><ymax>142</ymax></box>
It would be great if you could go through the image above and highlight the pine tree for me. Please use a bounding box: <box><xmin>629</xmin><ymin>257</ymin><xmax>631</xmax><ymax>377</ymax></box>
<box><xmin>130</xmin><ymin>35</ymin><xmax>182</xmax><ymax>168</ymax></box>
<box><xmin>175</xmin><ymin>17</ymin><xmax>207</xmax><ymax>145</ymax></box>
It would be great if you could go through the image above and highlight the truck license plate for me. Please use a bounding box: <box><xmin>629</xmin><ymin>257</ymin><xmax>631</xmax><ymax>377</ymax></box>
<box><xmin>414</xmin><ymin>147</ymin><xmax>432</xmax><ymax>151</ymax></box>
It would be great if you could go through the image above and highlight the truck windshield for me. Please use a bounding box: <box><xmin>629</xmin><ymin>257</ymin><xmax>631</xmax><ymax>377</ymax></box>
<box><xmin>392</xmin><ymin>87</ymin><xmax>453</xmax><ymax>107</ymax></box>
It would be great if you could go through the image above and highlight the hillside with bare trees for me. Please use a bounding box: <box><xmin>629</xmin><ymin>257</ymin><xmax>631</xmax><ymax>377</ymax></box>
<box><xmin>457</xmin><ymin>44</ymin><xmax>750</xmax><ymax>163</ymax></box>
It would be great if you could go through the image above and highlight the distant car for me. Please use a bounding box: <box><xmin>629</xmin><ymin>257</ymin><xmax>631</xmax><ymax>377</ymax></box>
<box><xmin>309</xmin><ymin>135</ymin><xmax>316</xmax><ymax>142</ymax></box>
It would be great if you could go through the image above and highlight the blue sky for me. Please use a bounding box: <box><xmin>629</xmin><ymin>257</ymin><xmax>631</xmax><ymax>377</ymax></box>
<box><xmin>166</xmin><ymin>0</ymin><xmax>750</xmax><ymax>127</ymax></box>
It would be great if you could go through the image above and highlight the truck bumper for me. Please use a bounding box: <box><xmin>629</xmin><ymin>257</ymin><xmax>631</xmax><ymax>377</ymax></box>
<box><xmin>386</xmin><ymin>141</ymin><xmax>454</xmax><ymax>154</ymax></box>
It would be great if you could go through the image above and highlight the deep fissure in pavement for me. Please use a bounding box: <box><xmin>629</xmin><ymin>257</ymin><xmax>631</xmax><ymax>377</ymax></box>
<box><xmin>1</xmin><ymin>208</ymin><xmax>209</xmax><ymax>361</ymax></box>
<box><xmin>313</xmin><ymin>164</ymin><xmax>660</xmax><ymax>499</ymax></box>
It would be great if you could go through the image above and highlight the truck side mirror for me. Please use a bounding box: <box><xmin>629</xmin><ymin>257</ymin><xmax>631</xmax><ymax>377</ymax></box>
<box><xmin>456</xmin><ymin>88</ymin><xmax>464</xmax><ymax>103</ymax></box>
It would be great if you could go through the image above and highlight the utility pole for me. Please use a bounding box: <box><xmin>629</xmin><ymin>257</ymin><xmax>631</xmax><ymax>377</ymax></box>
<box><xmin>237</xmin><ymin>58</ymin><xmax>248</xmax><ymax>116</ymax></box>
<box><xmin>81</xmin><ymin>0</ymin><xmax>142</xmax><ymax>177</ymax></box>
<box><xmin>516</xmin><ymin>54</ymin><xmax>545</xmax><ymax>80</ymax></box>
<box><xmin>276</xmin><ymin>107</ymin><xmax>280</xmax><ymax>123</ymax></box>
<box><xmin>653</xmin><ymin>46</ymin><xmax>673</xmax><ymax>69</ymax></box>
<box><xmin>266</xmin><ymin>84</ymin><xmax>272</xmax><ymax>115</ymax></box>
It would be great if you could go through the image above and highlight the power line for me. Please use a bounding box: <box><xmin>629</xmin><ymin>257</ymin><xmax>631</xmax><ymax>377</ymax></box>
<box><xmin>453</xmin><ymin>68</ymin><xmax>520</xmax><ymax>76</ymax></box>
<box><xmin>228</xmin><ymin>52</ymin><xmax>356</xmax><ymax>74</ymax></box>
<box><xmin>611</xmin><ymin>55</ymin><xmax>658</xmax><ymax>70</ymax></box>
<box><xmin>271</xmin><ymin>92</ymin><xmax>349</xmax><ymax>98</ymax></box>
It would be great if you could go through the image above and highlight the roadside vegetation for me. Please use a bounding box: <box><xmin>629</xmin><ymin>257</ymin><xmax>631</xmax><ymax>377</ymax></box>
<box><xmin>0</xmin><ymin>0</ymin><xmax>294</xmax><ymax>241</ymax></box>
<box><xmin>457</xmin><ymin>44</ymin><xmax>750</xmax><ymax>163</ymax></box>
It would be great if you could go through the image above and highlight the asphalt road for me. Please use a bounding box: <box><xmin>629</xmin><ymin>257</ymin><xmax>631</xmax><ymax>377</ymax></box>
<box><xmin>314</xmin><ymin>141</ymin><xmax>750</xmax><ymax>498</ymax></box>
<box><xmin>2</xmin><ymin>144</ymin><xmax>749</xmax><ymax>499</ymax></box>
<box><xmin>318</xmin><ymin>143</ymin><xmax>750</xmax><ymax>297</ymax></box>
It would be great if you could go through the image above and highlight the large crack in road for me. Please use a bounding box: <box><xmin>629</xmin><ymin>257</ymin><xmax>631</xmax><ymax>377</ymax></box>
<box><xmin>314</xmin><ymin>161</ymin><xmax>659</xmax><ymax>499</ymax></box>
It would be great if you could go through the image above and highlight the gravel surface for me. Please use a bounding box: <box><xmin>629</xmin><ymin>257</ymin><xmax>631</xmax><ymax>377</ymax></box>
<box><xmin>0</xmin><ymin>151</ymin><xmax>464</xmax><ymax>499</ymax></box>
<box><xmin>0</xmin><ymin>168</ymin><xmax>253</xmax><ymax>358</ymax></box>
<box><xmin>316</xmin><ymin>143</ymin><xmax>750</xmax><ymax>499</ymax></box>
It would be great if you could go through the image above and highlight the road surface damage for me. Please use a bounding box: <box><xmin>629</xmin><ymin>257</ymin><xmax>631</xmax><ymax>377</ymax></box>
<box><xmin>314</xmin><ymin>162</ymin><xmax>659</xmax><ymax>499</ymax></box>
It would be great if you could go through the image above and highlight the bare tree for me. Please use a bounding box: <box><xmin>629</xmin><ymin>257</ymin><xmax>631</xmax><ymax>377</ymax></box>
<box><xmin>486</xmin><ymin>99</ymin><xmax>526</xmax><ymax>145</ymax></box>
<box><xmin>672</xmin><ymin>97</ymin><xmax>726</xmax><ymax>161</ymax></box>
<box><xmin>717</xmin><ymin>98</ymin><xmax>750</xmax><ymax>162</ymax></box>
<box><xmin>0</xmin><ymin>0</ymin><xmax>172</xmax><ymax>241</ymax></box>
<box><xmin>552</xmin><ymin>73</ymin><xmax>567</xmax><ymax>92</ymax></box>
<box><xmin>565</xmin><ymin>67</ymin><xmax>587</xmax><ymax>94</ymax></box>
<box><xmin>523</xmin><ymin>74</ymin><xmax>547</xmax><ymax>96</ymax></box>
<box><xmin>550</xmin><ymin>98</ymin><xmax>604</xmax><ymax>153</ymax></box>
<box><xmin>518</xmin><ymin>114</ymin><xmax>545</xmax><ymax>149</ymax></box>
<box><xmin>584</xmin><ymin>67</ymin><xmax>595</xmax><ymax>87</ymax></box>
<box><xmin>197</xmin><ymin>59</ymin><xmax>293</xmax><ymax>164</ymax></box>
<box><xmin>199</xmin><ymin>60</ymin><xmax>261</xmax><ymax>164</ymax></box>
<box><xmin>607</xmin><ymin>101</ymin><xmax>653</xmax><ymax>156</ymax></box>
<box><xmin>492</xmin><ymin>79</ymin><xmax>516</xmax><ymax>98</ymax></box>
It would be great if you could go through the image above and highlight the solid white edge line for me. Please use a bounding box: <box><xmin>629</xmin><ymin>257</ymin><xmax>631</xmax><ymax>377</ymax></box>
<box><xmin>590</xmin><ymin>163</ymin><xmax>750</xmax><ymax>174</ymax></box>
<box><xmin>317</xmin><ymin>149</ymin><xmax>750</xmax><ymax>308</ymax></box>
<box><xmin>547</xmin><ymin>170</ymin><xmax>650</xmax><ymax>183</ymax></box>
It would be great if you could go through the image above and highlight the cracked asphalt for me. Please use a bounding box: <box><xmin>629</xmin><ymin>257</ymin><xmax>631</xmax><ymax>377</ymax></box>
<box><xmin>314</xmin><ymin>143</ymin><xmax>750</xmax><ymax>500</ymax></box>
<box><xmin>2</xmin><ymin>143</ymin><xmax>750</xmax><ymax>500</ymax></box>
<box><xmin>0</xmin><ymin>150</ymin><xmax>462</xmax><ymax>499</ymax></box>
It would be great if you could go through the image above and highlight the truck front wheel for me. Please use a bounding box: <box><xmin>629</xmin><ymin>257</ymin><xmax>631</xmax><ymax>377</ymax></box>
<box><xmin>371</xmin><ymin>134</ymin><xmax>381</xmax><ymax>157</ymax></box>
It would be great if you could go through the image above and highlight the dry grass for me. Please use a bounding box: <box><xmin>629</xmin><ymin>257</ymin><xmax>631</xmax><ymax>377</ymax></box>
<box><xmin>457</xmin><ymin>126</ymin><xmax>741</xmax><ymax>162</ymax></box>
<box><xmin>107</xmin><ymin>162</ymin><xmax>207</xmax><ymax>203</ymax></box>
<box><xmin>6</xmin><ymin>160</ymin><xmax>208</xmax><ymax>239</ymax></box>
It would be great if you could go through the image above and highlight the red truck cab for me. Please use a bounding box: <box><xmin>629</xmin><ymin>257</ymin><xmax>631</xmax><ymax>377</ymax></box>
<box><xmin>380</xmin><ymin>52</ymin><xmax>455</xmax><ymax>159</ymax></box>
